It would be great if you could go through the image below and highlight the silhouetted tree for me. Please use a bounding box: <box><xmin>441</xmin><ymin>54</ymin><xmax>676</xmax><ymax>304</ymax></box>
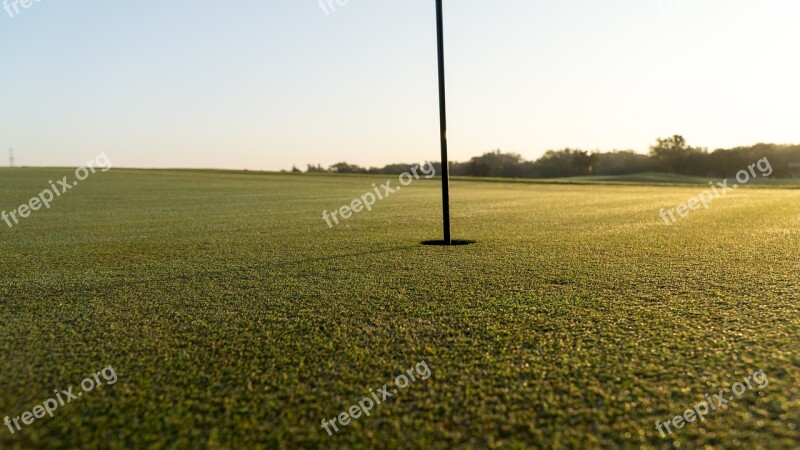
<box><xmin>329</xmin><ymin>162</ymin><xmax>367</xmax><ymax>174</ymax></box>
<box><xmin>305</xmin><ymin>140</ymin><xmax>800</xmax><ymax>179</ymax></box>
<box><xmin>649</xmin><ymin>135</ymin><xmax>706</xmax><ymax>173</ymax></box>
<box><xmin>594</xmin><ymin>151</ymin><xmax>654</xmax><ymax>175</ymax></box>
<box><xmin>367</xmin><ymin>163</ymin><xmax>419</xmax><ymax>175</ymax></box>
<box><xmin>571</xmin><ymin>151</ymin><xmax>598</xmax><ymax>176</ymax></box>
<box><xmin>531</xmin><ymin>149</ymin><xmax>595</xmax><ymax>178</ymax></box>
<box><xmin>306</xmin><ymin>164</ymin><xmax>327</xmax><ymax>173</ymax></box>
<box><xmin>452</xmin><ymin>150</ymin><xmax>529</xmax><ymax>178</ymax></box>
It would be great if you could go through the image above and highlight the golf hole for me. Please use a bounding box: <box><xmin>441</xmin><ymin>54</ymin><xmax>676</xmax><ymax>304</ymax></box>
<box><xmin>420</xmin><ymin>240</ymin><xmax>476</xmax><ymax>246</ymax></box>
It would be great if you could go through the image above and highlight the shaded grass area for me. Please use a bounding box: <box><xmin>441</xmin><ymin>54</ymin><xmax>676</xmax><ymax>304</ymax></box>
<box><xmin>1</xmin><ymin>168</ymin><xmax>799</xmax><ymax>449</ymax></box>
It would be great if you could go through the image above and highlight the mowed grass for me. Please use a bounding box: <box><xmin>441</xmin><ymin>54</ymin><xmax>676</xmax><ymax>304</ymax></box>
<box><xmin>1</xmin><ymin>168</ymin><xmax>799</xmax><ymax>449</ymax></box>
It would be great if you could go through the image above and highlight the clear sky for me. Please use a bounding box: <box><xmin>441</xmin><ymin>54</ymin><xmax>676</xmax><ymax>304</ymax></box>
<box><xmin>1</xmin><ymin>0</ymin><xmax>798</xmax><ymax>170</ymax></box>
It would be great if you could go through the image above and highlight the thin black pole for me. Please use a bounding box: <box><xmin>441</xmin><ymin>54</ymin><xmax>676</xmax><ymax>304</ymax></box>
<box><xmin>435</xmin><ymin>0</ymin><xmax>451</xmax><ymax>245</ymax></box>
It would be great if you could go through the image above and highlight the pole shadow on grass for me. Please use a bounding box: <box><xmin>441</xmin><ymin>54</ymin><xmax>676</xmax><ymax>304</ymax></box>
<box><xmin>420</xmin><ymin>240</ymin><xmax>476</xmax><ymax>246</ymax></box>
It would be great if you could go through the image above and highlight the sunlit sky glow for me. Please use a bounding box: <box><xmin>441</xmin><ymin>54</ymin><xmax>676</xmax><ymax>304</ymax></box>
<box><xmin>1</xmin><ymin>0</ymin><xmax>798</xmax><ymax>170</ymax></box>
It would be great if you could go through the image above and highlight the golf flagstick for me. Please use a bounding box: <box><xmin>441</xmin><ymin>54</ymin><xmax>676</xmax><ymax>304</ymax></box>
<box><xmin>435</xmin><ymin>0</ymin><xmax>451</xmax><ymax>245</ymax></box>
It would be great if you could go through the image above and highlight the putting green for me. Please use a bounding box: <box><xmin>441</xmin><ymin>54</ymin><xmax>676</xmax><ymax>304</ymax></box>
<box><xmin>1</xmin><ymin>168</ymin><xmax>798</xmax><ymax>449</ymax></box>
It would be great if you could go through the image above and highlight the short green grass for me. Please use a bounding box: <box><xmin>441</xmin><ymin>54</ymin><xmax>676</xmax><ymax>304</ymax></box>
<box><xmin>1</xmin><ymin>168</ymin><xmax>798</xmax><ymax>449</ymax></box>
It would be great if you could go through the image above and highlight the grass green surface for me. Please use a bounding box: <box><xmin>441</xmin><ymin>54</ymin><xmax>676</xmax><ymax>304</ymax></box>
<box><xmin>1</xmin><ymin>168</ymin><xmax>799</xmax><ymax>449</ymax></box>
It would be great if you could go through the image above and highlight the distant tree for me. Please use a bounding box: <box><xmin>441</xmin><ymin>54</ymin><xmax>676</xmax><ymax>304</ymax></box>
<box><xmin>329</xmin><ymin>162</ymin><xmax>367</xmax><ymax>174</ymax></box>
<box><xmin>649</xmin><ymin>135</ymin><xmax>706</xmax><ymax>173</ymax></box>
<box><xmin>306</xmin><ymin>164</ymin><xmax>327</xmax><ymax>173</ymax></box>
<box><xmin>682</xmin><ymin>150</ymin><xmax>710</xmax><ymax>176</ymax></box>
<box><xmin>455</xmin><ymin>150</ymin><xmax>529</xmax><ymax>178</ymax></box>
<box><xmin>571</xmin><ymin>151</ymin><xmax>598</xmax><ymax>176</ymax></box>
<box><xmin>291</xmin><ymin>165</ymin><xmax>301</xmax><ymax>173</ymax></box>
<box><xmin>531</xmin><ymin>149</ymin><xmax>595</xmax><ymax>178</ymax></box>
<box><xmin>309</xmin><ymin>140</ymin><xmax>800</xmax><ymax>180</ymax></box>
<box><xmin>594</xmin><ymin>151</ymin><xmax>653</xmax><ymax>175</ymax></box>
<box><xmin>367</xmin><ymin>163</ymin><xmax>419</xmax><ymax>175</ymax></box>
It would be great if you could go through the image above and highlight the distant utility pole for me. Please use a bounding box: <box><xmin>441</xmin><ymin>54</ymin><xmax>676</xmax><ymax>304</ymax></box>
<box><xmin>435</xmin><ymin>0</ymin><xmax>451</xmax><ymax>245</ymax></box>
<box><xmin>8</xmin><ymin>149</ymin><xmax>13</xmax><ymax>167</ymax></box>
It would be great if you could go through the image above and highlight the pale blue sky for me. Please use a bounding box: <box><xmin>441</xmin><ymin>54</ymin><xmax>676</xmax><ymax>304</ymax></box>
<box><xmin>1</xmin><ymin>0</ymin><xmax>798</xmax><ymax>170</ymax></box>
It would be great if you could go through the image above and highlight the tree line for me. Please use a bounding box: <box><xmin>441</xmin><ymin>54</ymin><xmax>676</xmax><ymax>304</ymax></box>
<box><xmin>297</xmin><ymin>136</ymin><xmax>800</xmax><ymax>179</ymax></box>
